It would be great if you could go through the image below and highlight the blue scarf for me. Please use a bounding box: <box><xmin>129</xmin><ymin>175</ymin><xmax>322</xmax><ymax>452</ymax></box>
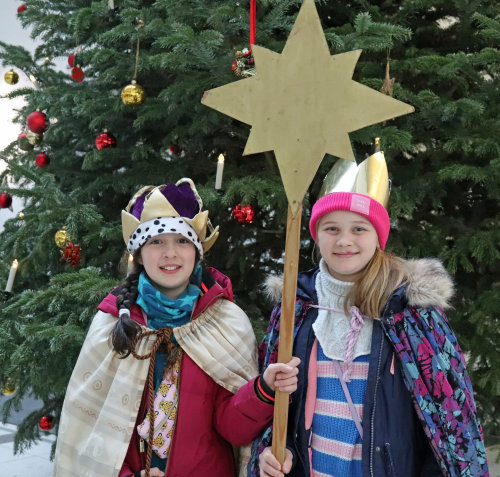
<box><xmin>136</xmin><ymin>268</ymin><xmax>201</xmax><ymax>331</ymax></box>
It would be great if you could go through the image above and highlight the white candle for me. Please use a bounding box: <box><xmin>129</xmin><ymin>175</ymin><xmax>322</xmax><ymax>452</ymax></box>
<box><xmin>108</xmin><ymin>0</ymin><xmax>115</xmax><ymax>9</ymax></box>
<box><xmin>5</xmin><ymin>260</ymin><xmax>18</xmax><ymax>293</ymax></box>
<box><xmin>127</xmin><ymin>254</ymin><xmax>134</xmax><ymax>276</ymax></box>
<box><xmin>215</xmin><ymin>154</ymin><xmax>225</xmax><ymax>190</ymax></box>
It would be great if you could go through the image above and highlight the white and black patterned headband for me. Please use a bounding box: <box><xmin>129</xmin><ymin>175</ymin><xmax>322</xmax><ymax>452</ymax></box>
<box><xmin>127</xmin><ymin>216</ymin><xmax>203</xmax><ymax>257</ymax></box>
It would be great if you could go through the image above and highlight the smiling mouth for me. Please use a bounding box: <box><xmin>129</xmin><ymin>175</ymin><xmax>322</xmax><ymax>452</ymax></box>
<box><xmin>334</xmin><ymin>252</ymin><xmax>357</xmax><ymax>257</ymax></box>
<box><xmin>160</xmin><ymin>265</ymin><xmax>181</xmax><ymax>271</ymax></box>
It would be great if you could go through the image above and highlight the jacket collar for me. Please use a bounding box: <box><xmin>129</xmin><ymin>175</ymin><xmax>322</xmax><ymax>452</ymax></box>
<box><xmin>264</xmin><ymin>257</ymin><xmax>454</xmax><ymax>310</ymax></box>
<box><xmin>97</xmin><ymin>266</ymin><xmax>234</xmax><ymax>322</ymax></box>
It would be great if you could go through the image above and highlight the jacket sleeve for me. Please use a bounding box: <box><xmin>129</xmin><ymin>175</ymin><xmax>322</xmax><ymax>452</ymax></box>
<box><xmin>213</xmin><ymin>376</ymin><xmax>274</xmax><ymax>446</ymax></box>
<box><xmin>384</xmin><ymin>305</ymin><xmax>489</xmax><ymax>476</ymax></box>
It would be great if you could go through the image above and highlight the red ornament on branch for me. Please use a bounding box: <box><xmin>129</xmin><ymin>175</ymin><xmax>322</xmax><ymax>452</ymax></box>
<box><xmin>95</xmin><ymin>131</ymin><xmax>117</xmax><ymax>150</ymax></box>
<box><xmin>232</xmin><ymin>204</ymin><xmax>255</xmax><ymax>224</ymax></box>
<box><xmin>17</xmin><ymin>4</ymin><xmax>27</xmax><ymax>13</ymax></box>
<box><xmin>63</xmin><ymin>243</ymin><xmax>81</xmax><ymax>267</ymax></box>
<box><xmin>71</xmin><ymin>66</ymin><xmax>84</xmax><ymax>82</ymax></box>
<box><xmin>35</xmin><ymin>152</ymin><xmax>50</xmax><ymax>167</ymax></box>
<box><xmin>0</xmin><ymin>192</ymin><xmax>13</xmax><ymax>209</ymax></box>
<box><xmin>27</xmin><ymin>110</ymin><xmax>49</xmax><ymax>134</ymax></box>
<box><xmin>39</xmin><ymin>415</ymin><xmax>55</xmax><ymax>431</ymax></box>
<box><xmin>68</xmin><ymin>53</ymin><xmax>75</xmax><ymax>67</ymax></box>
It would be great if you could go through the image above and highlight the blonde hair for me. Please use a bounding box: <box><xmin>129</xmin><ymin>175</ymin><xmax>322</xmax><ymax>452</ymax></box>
<box><xmin>345</xmin><ymin>248</ymin><xmax>407</xmax><ymax>318</ymax></box>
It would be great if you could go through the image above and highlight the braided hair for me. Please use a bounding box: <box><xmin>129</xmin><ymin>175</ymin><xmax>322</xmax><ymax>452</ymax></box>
<box><xmin>112</xmin><ymin>252</ymin><xmax>143</xmax><ymax>358</ymax></box>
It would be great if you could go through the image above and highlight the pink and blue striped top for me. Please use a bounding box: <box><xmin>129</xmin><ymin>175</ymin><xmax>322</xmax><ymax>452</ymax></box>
<box><xmin>311</xmin><ymin>342</ymin><xmax>369</xmax><ymax>477</ymax></box>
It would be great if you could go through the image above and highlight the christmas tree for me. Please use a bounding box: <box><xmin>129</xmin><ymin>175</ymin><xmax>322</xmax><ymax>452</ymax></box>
<box><xmin>0</xmin><ymin>0</ymin><xmax>498</xmax><ymax>455</ymax></box>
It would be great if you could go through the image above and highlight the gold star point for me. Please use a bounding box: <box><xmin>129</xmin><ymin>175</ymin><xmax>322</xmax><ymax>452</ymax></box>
<box><xmin>202</xmin><ymin>0</ymin><xmax>413</xmax><ymax>212</ymax></box>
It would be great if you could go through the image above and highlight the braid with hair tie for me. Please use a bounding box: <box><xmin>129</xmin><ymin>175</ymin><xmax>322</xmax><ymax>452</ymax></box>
<box><xmin>112</xmin><ymin>268</ymin><xmax>142</xmax><ymax>357</ymax></box>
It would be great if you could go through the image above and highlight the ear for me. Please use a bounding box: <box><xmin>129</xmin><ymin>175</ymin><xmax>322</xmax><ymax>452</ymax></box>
<box><xmin>135</xmin><ymin>252</ymin><xmax>143</xmax><ymax>266</ymax></box>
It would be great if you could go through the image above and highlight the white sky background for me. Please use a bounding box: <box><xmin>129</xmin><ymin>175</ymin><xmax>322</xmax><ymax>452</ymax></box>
<box><xmin>0</xmin><ymin>0</ymin><xmax>37</xmax><ymax>232</ymax></box>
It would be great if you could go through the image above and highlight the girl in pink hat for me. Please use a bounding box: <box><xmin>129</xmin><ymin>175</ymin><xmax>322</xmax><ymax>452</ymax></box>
<box><xmin>54</xmin><ymin>178</ymin><xmax>299</xmax><ymax>477</ymax></box>
<box><xmin>250</xmin><ymin>189</ymin><xmax>488</xmax><ymax>477</ymax></box>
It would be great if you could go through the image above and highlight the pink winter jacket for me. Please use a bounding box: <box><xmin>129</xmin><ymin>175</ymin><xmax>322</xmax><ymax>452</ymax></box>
<box><xmin>97</xmin><ymin>267</ymin><xmax>273</xmax><ymax>477</ymax></box>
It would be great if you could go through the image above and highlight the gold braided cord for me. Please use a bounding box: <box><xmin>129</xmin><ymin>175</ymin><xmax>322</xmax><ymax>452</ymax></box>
<box><xmin>131</xmin><ymin>327</ymin><xmax>175</xmax><ymax>477</ymax></box>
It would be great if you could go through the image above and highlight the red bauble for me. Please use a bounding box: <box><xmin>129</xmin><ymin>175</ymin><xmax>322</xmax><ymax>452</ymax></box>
<box><xmin>63</xmin><ymin>243</ymin><xmax>81</xmax><ymax>267</ymax></box>
<box><xmin>35</xmin><ymin>152</ymin><xmax>50</xmax><ymax>167</ymax></box>
<box><xmin>39</xmin><ymin>415</ymin><xmax>55</xmax><ymax>431</ymax></box>
<box><xmin>0</xmin><ymin>192</ymin><xmax>13</xmax><ymax>209</ymax></box>
<box><xmin>17</xmin><ymin>4</ymin><xmax>27</xmax><ymax>13</ymax></box>
<box><xmin>71</xmin><ymin>66</ymin><xmax>84</xmax><ymax>82</ymax></box>
<box><xmin>68</xmin><ymin>53</ymin><xmax>75</xmax><ymax>67</ymax></box>
<box><xmin>232</xmin><ymin>204</ymin><xmax>255</xmax><ymax>224</ymax></box>
<box><xmin>95</xmin><ymin>131</ymin><xmax>117</xmax><ymax>150</ymax></box>
<box><xmin>27</xmin><ymin>110</ymin><xmax>49</xmax><ymax>134</ymax></box>
<box><xmin>168</xmin><ymin>144</ymin><xmax>182</xmax><ymax>156</ymax></box>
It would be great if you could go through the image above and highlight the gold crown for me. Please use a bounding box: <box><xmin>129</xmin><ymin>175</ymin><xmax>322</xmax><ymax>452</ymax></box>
<box><xmin>121</xmin><ymin>178</ymin><xmax>219</xmax><ymax>253</ymax></box>
<box><xmin>318</xmin><ymin>144</ymin><xmax>389</xmax><ymax>208</ymax></box>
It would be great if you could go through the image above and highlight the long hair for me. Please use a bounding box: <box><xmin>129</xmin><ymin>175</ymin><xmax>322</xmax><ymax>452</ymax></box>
<box><xmin>345</xmin><ymin>248</ymin><xmax>407</xmax><ymax>318</ymax></box>
<box><xmin>112</xmin><ymin>250</ymin><xmax>143</xmax><ymax>357</ymax></box>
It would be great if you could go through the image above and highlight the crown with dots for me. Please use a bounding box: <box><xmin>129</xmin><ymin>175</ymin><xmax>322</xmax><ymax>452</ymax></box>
<box><xmin>121</xmin><ymin>178</ymin><xmax>219</xmax><ymax>253</ymax></box>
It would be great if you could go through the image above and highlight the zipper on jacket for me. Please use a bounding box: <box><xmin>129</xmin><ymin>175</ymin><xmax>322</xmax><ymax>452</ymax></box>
<box><xmin>384</xmin><ymin>442</ymin><xmax>396</xmax><ymax>477</ymax></box>
<box><xmin>370</xmin><ymin>301</ymin><xmax>392</xmax><ymax>477</ymax></box>
<box><xmin>139</xmin><ymin>438</ymin><xmax>145</xmax><ymax>454</ymax></box>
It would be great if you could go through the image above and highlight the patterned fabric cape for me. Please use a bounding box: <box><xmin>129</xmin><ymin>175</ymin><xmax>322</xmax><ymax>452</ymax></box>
<box><xmin>248</xmin><ymin>298</ymin><xmax>489</xmax><ymax>477</ymax></box>
<box><xmin>54</xmin><ymin>298</ymin><xmax>258</xmax><ymax>477</ymax></box>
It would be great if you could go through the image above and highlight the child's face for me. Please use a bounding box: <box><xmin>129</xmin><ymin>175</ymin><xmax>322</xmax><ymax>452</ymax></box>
<box><xmin>316</xmin><ymin>210</ymin><xmax>378</xmax><ymax>282</ymax></box>
<box><xmin>138</xmin><ymin>233</ymin><xmax>196</xmax><ymax>299</ymax></box>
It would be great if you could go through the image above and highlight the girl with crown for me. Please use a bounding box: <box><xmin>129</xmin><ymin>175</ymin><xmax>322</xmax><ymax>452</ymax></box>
<box><xmin>54</xmin><ymin>178</ymin><xmax>299</xmax><ymax>477</ymax></box>
<box><xmin>249</xmin><ymin>154</ymin><xmax>488</xmax><ymax>477</ymax></box>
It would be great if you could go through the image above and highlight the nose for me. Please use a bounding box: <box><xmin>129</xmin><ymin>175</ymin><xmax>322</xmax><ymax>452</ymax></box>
<box><xmin>336</xmin><ymin>231</ymin><xmax>352</xmax><ymax>246</ymax></box>
<box><xmin>161</xmin><ymin>241</ymin><xmax>178</xmax><ymax>257</ymax></box>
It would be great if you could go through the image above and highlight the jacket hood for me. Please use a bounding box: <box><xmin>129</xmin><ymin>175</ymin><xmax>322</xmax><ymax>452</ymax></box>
<box><xmin>264</xmin><ymin>257</ymin><xmax>454</xmax><ymax>310</ymax></box>
<box><xmin>98</xmin><ymin>266</ymin><xmax>234</xmax><ymax>321</ymax></box>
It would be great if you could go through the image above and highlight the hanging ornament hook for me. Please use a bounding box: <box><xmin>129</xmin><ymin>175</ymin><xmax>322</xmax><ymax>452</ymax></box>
<box><xmin>133</xmin><ymin>18</ymin><xmax>145</xmax><ymax>80</ymax></box>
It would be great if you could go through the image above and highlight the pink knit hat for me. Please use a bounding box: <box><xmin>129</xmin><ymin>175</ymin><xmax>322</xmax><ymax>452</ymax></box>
<box><xmin>309</xmin><ymin>192</ymin><xmax>390</xmax><ymax>250</ymax></box>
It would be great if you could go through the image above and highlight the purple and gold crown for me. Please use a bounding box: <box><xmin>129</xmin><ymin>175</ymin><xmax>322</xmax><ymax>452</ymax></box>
<box><xmin>121</xmin><ymin>178</ymin><xmax>219</xmax><ymax>254</ymax></box>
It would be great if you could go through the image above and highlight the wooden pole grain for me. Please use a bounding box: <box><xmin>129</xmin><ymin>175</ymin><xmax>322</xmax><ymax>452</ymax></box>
<box><xmin>271</xmin><ymin>203</ymin><xmax>302</xmax><ymax>464</ymax></box>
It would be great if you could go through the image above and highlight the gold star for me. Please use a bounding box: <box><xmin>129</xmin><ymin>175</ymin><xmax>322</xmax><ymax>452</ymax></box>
<box><xmin>202</xmin><ymin>0</ymin><xmax>413</xmax><ymax>214</ymax></box>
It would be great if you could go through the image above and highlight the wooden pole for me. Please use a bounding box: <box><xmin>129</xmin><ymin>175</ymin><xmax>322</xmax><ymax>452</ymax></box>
<box><xmin>271</xmin><ymin>202</ymin><xmax>302</xmax><ymax>465</ymax></box>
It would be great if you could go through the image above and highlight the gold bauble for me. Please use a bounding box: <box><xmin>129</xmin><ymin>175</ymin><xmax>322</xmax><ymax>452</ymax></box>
<box><xmin>55</xmin><ymin>228</ymin><xmax>70</xmax><ymax>248</ymax></box>
<box><xmin>26</xmin><ymin>130</ymin><xmax>43</xmax><ymax>146</ymax></box>
<box><xmin>1</xmin><ymin>380</ymin><xmax>17</xmax><ymax>396</ymax></box>
<box><xmin>121</xmin><ymin>80</ymin><xmax>145</xmax><ymax>106</ymax></box>
<box><xmin>4</xmin><ymin>69</ymin><xmax>19</xmax><ymax>85</ymax></box>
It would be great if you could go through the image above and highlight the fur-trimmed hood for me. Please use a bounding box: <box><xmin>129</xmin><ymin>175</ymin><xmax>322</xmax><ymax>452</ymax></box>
<box><xmin>264</xmin><ymin>258</ymin><xmax>454</xmax><ymax>310</ymax></box>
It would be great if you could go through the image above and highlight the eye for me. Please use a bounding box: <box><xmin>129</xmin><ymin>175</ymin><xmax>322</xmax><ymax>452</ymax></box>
<box><xmin>354</xmin><ymin>226</ymin><xmax>367</xmax><ymax>233</ymax></box>
<box><xmin>147</xmin><ymin>238</ymin><xmax>162</xmax><ymax>245</ymax></box>
<box><xmin>178</xmin><ymin>237</ymin><xmax>190</xmax><ymax>244</ymax></box>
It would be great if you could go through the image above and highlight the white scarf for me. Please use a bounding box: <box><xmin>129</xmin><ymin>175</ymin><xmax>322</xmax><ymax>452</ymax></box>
<box><xmin>312</xmin><ymin>259</ymin><xmax>373</xmax><ymax>361</ymax></box>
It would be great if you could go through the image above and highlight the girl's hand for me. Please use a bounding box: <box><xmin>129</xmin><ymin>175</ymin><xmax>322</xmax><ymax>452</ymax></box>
<box><xmin>263</xmin><ymin>357</ymin><xmax>300</xmax><ymax>393</ymax></box>
<box><xmin>259</xmin><ymin>446</ymin><xmax>293</xmax><ymax>476</ymax></box>
<box><xmin>140</xmin><ymin>467</ymin><xmax>164</xmax><ymax>477</ymax></box>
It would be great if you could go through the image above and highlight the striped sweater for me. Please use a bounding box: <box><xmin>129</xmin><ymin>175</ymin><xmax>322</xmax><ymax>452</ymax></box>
<box><xmin>311</xmin><ymin>342</ymin><xmax>369</xmax><ymax>477</ymax></box>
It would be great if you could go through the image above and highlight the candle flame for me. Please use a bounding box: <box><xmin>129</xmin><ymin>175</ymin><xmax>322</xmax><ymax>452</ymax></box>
<box><xmin>128</xmin><ymin>254</ymin><xmax>134</xmax><ymax>263</ymax></box>
<box><xmin>217</xmin><ymin>153</ymin><xmax>225</xmax><ymax>164</ymax></box>
<box><xmin>12</xmin><ymin>259</ymin><xmax>18</xmax><ymax>269</ymax></box>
